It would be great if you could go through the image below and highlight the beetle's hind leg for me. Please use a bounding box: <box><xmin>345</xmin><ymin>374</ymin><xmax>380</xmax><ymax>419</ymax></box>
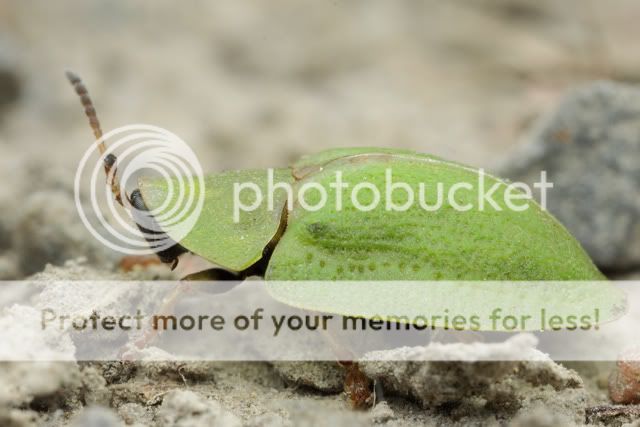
<box><xmin>341</xmin><ymin>361</ymin><xmax>375</xmax><ymax>409</ymax></box>
<box><xmin>320</xmin><ymin>326</ymin><xmax>377</xmax><ymax>409</ymax></box>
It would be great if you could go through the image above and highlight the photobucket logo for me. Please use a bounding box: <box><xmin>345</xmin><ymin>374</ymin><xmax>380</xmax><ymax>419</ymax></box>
<box><xmin>233</xmin><ymin>168</ymin><xmax>553</xmax><ymax>222</ymax></box>
<box><xmin>74</xmin><ymin>124</ymin><xmax>205</xmax><ymax>255</ymax></box>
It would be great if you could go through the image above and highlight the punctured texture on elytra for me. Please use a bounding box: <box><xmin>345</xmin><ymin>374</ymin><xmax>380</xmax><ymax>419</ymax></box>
<box><xmin>267</xmin><ymin>154</ymin><xmax>604</xmax><ymax>281</ymax></box>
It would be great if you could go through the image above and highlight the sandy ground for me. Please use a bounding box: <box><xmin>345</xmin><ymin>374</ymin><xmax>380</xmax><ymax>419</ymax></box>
<box><xmin>1</xmin><ymin>1</ymin><xmax>640</xmax><ymax>426</ymax></box>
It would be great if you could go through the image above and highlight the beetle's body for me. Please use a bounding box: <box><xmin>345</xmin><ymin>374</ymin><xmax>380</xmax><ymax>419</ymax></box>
<box><xmin>67</xmin><ymin>72</ymin><xmax>606</xmax><ymax>409</ymax></box>
<box><xmin>138</xmin><ymin>147</ymin><xmax>604</xmax><ymax>282</ymax></box>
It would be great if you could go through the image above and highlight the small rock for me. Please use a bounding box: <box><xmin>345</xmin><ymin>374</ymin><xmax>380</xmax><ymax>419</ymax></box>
<box><xmin>361</xmin><ymin>334</ymin><xmax>586</xmax><ymax>423</ymax></box>
<box><xmin>502</xmin><ymin>81</ymin><xmax>640</xmax><ymax>271</ymax></box>
<box><xmin>609</xmin><ymin>348</ymin><xmax>640</xmax><ymax>404</ymax></box>
<box><xmin>71</xmin><ymin>406</ymin><xmax>123</xmax><ymax>427</ymax></box>
<box><xmin>273</xmin><ymin>362</ymin><xmax>345</xmax><ymax>393</ymax></box>
<box><xmin>156</xmin><ymin>390</ymin><xmax>241</xmax><ymax>427</ymax></box>
<box><xmin>370</xmin><ymin>401</ymin><xmax>394</xmax><ymax>424</ymax></box>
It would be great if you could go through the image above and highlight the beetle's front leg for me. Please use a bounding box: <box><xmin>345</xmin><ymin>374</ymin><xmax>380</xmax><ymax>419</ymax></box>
<box><xmin>124</xmin><ymin>268</ymin><xmax>245</xmax><ymax>353</ymax></box>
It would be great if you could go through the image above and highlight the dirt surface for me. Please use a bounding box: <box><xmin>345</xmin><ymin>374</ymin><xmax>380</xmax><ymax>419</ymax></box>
<box><xmin>1</xmin><ymin>1</ymin><xmax>640</xmax><ymax>426</ymax></box>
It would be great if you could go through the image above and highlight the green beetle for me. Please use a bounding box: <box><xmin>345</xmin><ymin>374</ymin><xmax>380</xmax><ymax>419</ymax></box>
<box><xmin>69</xmin><ymin>72</ymin><xmax>612</xmax><ymax>407</ymax></box>
<box><xmin>139</xmin><ymin>149</ymin><xmax>605</xmax><ymax>283</ymax></box>
<box><xmin>67</xmin><ymin>71</ymin><xmax>604</xmax><ymax>288</ymax></box>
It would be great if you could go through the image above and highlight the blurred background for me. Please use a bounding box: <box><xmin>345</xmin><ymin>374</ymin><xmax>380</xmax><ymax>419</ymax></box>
<box><xmin>0</xmin><ymin>0</ymin><xmax>639</xmax><ymax>277</ymax></box>
<box><xmin>1</xmin><ymin>3</ymin><xmax>640</xmax><ymax>426</ymax></box>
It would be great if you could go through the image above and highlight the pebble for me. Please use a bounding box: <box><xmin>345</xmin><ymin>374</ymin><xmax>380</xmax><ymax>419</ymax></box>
<box><xmin>610</xmin><ymin>348</ymin><xmax>640</xmax><ymax>404</ymax></box>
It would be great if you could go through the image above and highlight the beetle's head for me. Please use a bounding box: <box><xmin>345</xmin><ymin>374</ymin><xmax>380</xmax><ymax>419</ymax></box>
<box><xmin>66</xmin><ymin>71</ymin><xmax>188</xmax><ymax>269</ymax></box>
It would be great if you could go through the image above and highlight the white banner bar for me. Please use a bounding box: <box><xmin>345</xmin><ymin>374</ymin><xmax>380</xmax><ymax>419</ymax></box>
<box><xmin>0</xmin><ymin>280</ymin><xmax>635</xmax><ymax>361</ymax></box>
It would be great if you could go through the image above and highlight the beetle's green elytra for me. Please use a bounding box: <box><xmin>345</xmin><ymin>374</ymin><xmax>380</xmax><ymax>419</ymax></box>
<box><xmin>139</xmin><ymin>148</ymin><xmax>604</xmax><ymax>281</ymax></box>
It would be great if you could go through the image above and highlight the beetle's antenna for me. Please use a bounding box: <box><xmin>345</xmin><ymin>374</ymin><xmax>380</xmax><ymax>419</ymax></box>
<box><xmin>66</xmin><ymin>70</ymin><xmax>125</xmax><ymax>206</ymax></box>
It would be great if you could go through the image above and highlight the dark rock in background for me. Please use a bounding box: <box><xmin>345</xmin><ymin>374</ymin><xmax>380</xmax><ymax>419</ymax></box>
<box><xmin>14</xmin><ymin>191</ymin><xmax>119</xmax><ymax>276</ymax></box>
<box><xmin>502</xmin><ymin>81</ymin><xmax>640</xmax><ymax>272</ymax></box>
<box><xmin>0</xmin><ymin>37</ymin><xmax>21</xmax><ymax>118</ymax></box>
<box><xmin>0</xmin><ymin>67</ymin><xmax>20</xmax><ymax>112</ymax></box>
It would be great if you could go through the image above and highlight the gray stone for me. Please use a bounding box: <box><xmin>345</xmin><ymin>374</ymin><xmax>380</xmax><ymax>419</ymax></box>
<box><xmin>502</xmin><ymin>81</ymin><xmax>640</xmax><ymax>271</ymax></box>
<box><xmin>361</xmin><ymin>334</ymin><xmax>586</xmax><ymax>423</ymax></box>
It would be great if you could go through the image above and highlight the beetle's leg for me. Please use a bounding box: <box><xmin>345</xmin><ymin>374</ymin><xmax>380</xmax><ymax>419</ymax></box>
<box><xmin>342</xmin><ymin>361</ymin><xmax>374</xmax><ymax>409</ymax></box>
<box><xmin>131</xmin><ymin>280</ymin><xmax>192</xmax><ymax>350</ymax></box>
<box><xmin>131</xmin><ymin>268</ymin><xmax>244</xmax><ymax>351</ymax></box>
<box><xmin>320</xmin><ymin>326</ymin><xmax>376</xmax><ymax>409</ymax></box>
<box><xmin>66</xmin><ymin>71</ymin><xmax>125</xmax><ymax>206</ymax></box>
